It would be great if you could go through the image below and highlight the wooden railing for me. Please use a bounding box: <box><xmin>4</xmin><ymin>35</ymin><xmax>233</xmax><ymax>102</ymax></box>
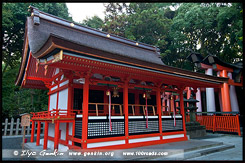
<box><xmin>128</xmin><ymin>104</ymin><xmax>156</xmax><ymax>116</ymax></box>
<box><xmin>31</xmin><ymin>108</ymin><xmax>76</xmax><ymax>119</ymax></box>
<box><xmin>186</xmin><ymin>112</ymin><xmax>241</xmax><ymax>136</ymax></box>
<box><xmin>73</xmin><ymin>103</ymin><xmax>157</xmax><ymax>116</ymax></box>
<box><xmin>30</xmin><ymin>103</ymin><xmax>159</xmax><ymax>119</ymax></box>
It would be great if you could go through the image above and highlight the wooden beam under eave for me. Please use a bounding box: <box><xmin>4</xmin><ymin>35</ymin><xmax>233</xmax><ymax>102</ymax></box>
<box><xmin>213</xmin><ymin>64</ymin><xmax>233</xmax><ymax>72</ymax></box>
<box><xmin>228</xmin><ymin>79</ymin><xmax>243</xmax><ymax>87</ymax></box>
<box><xmin>27</xmin><ymin>76</ymin><xmax>52</xmax><ymax>82</ymax></box>
<box><xmin>200</xmin><ymin>63</ymin><xmax>213</xmax><ymax>70</ymax></box>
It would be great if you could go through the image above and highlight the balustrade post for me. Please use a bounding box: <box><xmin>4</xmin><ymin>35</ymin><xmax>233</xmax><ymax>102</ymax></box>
<box><xmin>10</xmin><ymin>118</ymin><xmax>14</xmax><ymax>136</ymax></box>
<box><xmin>236</xmin><ymin>114</ymin><xmax>241</xmax><ymax>136</ymax></box>
<box><xmin>4</xmin><ymin>118</ymin><xmax>8</xmax><ymax>136</ymax></box>
<box><xmin>213</xmin><ymin>114</ymin><xmax>216</xmax><ymax>133</ymax></box>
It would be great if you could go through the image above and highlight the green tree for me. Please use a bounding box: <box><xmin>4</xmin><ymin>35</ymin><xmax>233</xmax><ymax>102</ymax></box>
<box><xmin>2</xmin><ymin>3</ymin><xmax>73</xmax><ymax>75</ymax></box>
<box><xmin>2</xmin><ymin>3</ymin><xmax>72</xmax><ymax>119</ymax></box>
<box><xmin>82</xmin><ymin>15</ymin><xmax>104</xmax><ymax>30</ymax></box>
<box><xmin>165</xmin><ymin>3</ymin><xmax>243</xmax><ymax>70</ymax></box>
<box><xmin>103</xmin><ymin>3</ymin><xmax>129</xmax><ymax>37</ymax></box>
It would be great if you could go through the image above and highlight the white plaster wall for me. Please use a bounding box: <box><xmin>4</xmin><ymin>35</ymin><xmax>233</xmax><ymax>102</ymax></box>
<box><xmin>50</xmin><ymin>85</ymin><xmax>58</xmax><ymax>91</ymax></box>
<box><xmin>48</xmin><ymin>123</ymin><xmax>67</xmax><ymax>141</ymax></box>
<box><xmin>54</xmin><ymin>68</ymin><xmax>59</xmax><ymax>75</ymax></box>
<box><xmin>196</xmin><ymin>88</ymin><xmax>202</xmax><ymax>112</ymax></box>
<box><xmin>59</xmin><ymin>123</ymin><xmax>67</xmax><ymax>141</ymax></box>
<box><xmin>60</xmin><ymin>74</ymin><xmax>64</xmax><ymax>81</ymax></box>
<box><xmin>59</xmin><ymin>80</ymin><xmax>69</xmax><ymax>87</ymax></box>
<box><xmin>69</xmin><ymin>140</ymin><xmax>72</xmax><ymax>145</ymax></box>
<box><xmin>205</xmin><ymin>68</ymin><xmax>216</xmax><ymax>112</ymax></box>
<box><xmin>228</xmin><ymin>72</ymin><xmax>239</xmax><ymax>112</ymax></box>
<box><xmin>49</xmin><ymin>93</ymin><xmax>57</xmax><ymax>111</ymax></box>
<box><xmin>48</xmin><ymin>123</ymin><xmax>55</xmax><ymax>137</ymax></box>
<box><xmin>69</xmin><ymin>122</ymin><xmax>73</xmax><ymax>135</ymax></box>
<box><xmin>58</xmin><ymin>88</ymin><xmax>68</xmax><ymax>112</ymax></box>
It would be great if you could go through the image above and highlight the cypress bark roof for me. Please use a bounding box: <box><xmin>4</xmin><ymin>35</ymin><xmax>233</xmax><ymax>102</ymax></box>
<box><xmin>27</xmin><ymin>6</ymin><xmax>164</xmax><ymax>65</ymax></box>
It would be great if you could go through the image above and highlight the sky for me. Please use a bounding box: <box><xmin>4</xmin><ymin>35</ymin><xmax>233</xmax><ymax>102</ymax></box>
<box><xmin>66</xmin><ymin>3</ymin><xmax>106</xmax><ymax>23</ymax></box>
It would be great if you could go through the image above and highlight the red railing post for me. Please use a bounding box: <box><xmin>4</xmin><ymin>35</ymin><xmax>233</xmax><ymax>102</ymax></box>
<box><xmin>236</xmin><ymin>114</ymin><xmax>241</xmax><ymax>136</ymax></box>
<box><xmin>213</xmin><ymin>114</ymin><xmax>216</xmax><ymax>133</ymax></box>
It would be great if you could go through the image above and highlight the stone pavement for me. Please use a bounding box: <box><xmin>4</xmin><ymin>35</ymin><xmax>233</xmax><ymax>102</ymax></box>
<box><xmin>2</xmin><ymin>132</ymin><xmax>243</xmax><ymax>161</ymax></box>
<box><xmin>187</xmin><ymin>133</ymin><xmax>243</xmax><ymax>160</ymax></box>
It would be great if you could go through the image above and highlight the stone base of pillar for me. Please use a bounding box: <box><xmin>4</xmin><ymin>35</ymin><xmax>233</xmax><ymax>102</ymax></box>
<box><xmin>186</xmin><ymin>122</ymin><xmax>206</xmax><ymax>139</ymax></box>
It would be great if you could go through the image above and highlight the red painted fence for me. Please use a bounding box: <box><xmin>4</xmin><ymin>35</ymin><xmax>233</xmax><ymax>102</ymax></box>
<box><xmin>186</xmin><ymin>113</ymin><xmax>241</xmax><ymax>136</ymax></box>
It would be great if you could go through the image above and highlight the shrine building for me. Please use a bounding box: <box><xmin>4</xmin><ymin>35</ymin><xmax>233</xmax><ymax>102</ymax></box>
<box><xmin>16</xmin><ymin>6</ymin><xmax>230</xmax><ymax>151</ymax></box>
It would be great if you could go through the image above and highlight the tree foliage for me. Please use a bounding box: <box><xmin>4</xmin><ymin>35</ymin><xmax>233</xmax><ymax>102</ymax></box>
<box><xmin>2</xmin><ymin>3</ymin><xmax>72</xmax><ymax>75</ymax></box>
<box><xmin>167</xmin><ymin>3</ymin><xmax>243</xmax><ymax>69</ymax></box>
<box><xmin>2</xmin><ymin>3</ymin><xmax>72</xmax><ymax>119</ymax></box>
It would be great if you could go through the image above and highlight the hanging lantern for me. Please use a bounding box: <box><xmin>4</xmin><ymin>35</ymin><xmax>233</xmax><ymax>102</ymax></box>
<box><xmin>146</xmin><ymin>91</ymin><xmax>151</xmax><ymax>100</ymax></box>
<box><xmin>112</xmin><ymin>87</ymin><xmax>119</xmax><ymax>98</ymax></box>
<box><xmin>143</xmin><ymin>91</ymin><xmax>151</xmax><ymax>99</ymax></box>
<box><xmin>143</xmin><ymin>90</ymin><xmax>151</xmax><ymax>99</ymax></box>
<box><xmin>106</xmin><ymin>90</ymin><xmax>110</xmax><ymax>96</ymax></box>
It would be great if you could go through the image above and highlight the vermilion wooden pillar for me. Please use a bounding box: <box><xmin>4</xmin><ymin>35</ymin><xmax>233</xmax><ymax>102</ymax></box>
<box><xmin>170</xmin><ymin>95</ymin><xmax>175</xmax><ymax>112</ymax></box>
<box><xmin>82</xmin><ymin>76</ymin><xmax>89</xmax><ymax>149</ymax></box>
<box><xmin>104</xmin><ymin>90</ymin><xmax>109</xmax><ymax>115</ymax></box>
<box><xmin>54</xmin><ymin>121</ymin><xmax>60</xmax><ymax>150</ymax></box>
<box><xmin>179</xmin><ymin>90</ymin><xmax>186</xmax><ymax>132</ymax></box>
<box><xmin>124</xmin><ymin>82</ymin><xmax>129</xmax><ymax>144</ymax></box>
<box><xmin>135</xmin><ymin>91</ymin><xmax>139</xmax><ymax>115</ymax></box>
<box><xmin>43</xmin><ymin>121</ymin><xmax>49</xmax><ymax>149</ymax></box>
<box><xmin>72</xmin><ymin>120</ymin><xmax>75</xmax><ymax>146</ymax></box>
<box><xmin>36</xmin><ymin>121</ymin><xmax>41</xmax><ymax>146</ymax></box>
<box><xmin>221</xmin><ymin>70</ymin><xmax>232</xmax><ymax>112</ymax></box>
<box><xmin>220</xmin><ymin>71</ymin><xmax>225</xmax><ymax>112</ymax></box>
<box><xmin>175</xmin><ymin>95</ymin><xmax>179</xmax><ymax>108</ymax></box>
<box><xmin>67</xmin><ymin>78</ymin><xmax>73</xmax><ymax>112</ymax></box>
<box><xmin>156</xmin><ymin>88</ymin><xmax>162</xmax><ymax>139</ymax></box>
<box><xmin>31</xmin><ymin>120</ymin><xmax>35</xmax><ymax>142</ymax></box>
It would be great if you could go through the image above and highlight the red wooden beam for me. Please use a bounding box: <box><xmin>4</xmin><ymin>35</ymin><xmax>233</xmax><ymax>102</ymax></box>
<box><xmin>26</xmin><ymin>76</ymin><xmax>51</xmax><ymax>82</ymax></box>
<box><xmin>200</xmin><ymin>63</ymin><xmax>213</xmax><ymax>70</ymax></box>
<box><xmin>228</xmin><ymin>79</ymin><xmax>243</xmax><ymax>87</ymax></box>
